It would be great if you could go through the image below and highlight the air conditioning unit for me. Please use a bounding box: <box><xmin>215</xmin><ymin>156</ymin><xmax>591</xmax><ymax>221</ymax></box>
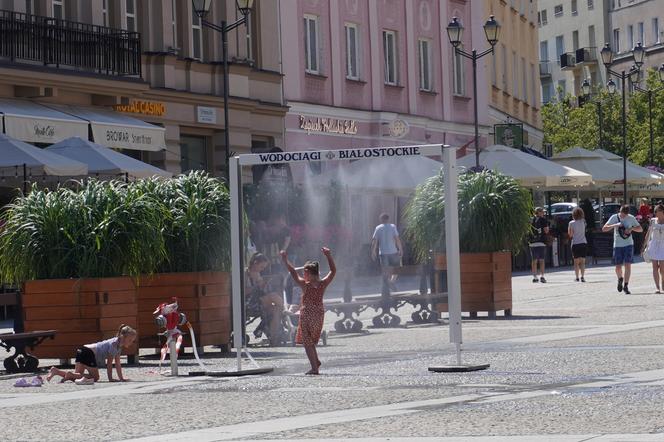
<box><xmin>560</xmin><ymin>52</ymin><xmax>577</xmax><ymax>70</ymax></box>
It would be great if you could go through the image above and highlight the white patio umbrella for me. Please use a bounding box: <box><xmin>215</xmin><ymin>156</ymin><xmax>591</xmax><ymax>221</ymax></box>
<box><xmin>593</xmin><ymin>148</ymin><xmax>663</xmax><ymax>186</ymax></box>
<box><xmin>46</xmin><ymin>137</ymin><xmax>172</xmax><ymax>179</ymax></box>
<box><xmin>550</xmin><ymin>147</ymin><xmax>660</xmax><ymax>187</ymax></box>
<box><xmin>0</xmin><ymin>133</ymin><xmax>87</xmax><ymax>192</ymax></box>
<box><xmin>458</xmin><ymin>144</ymin><xmax>592</xmax><ymax>189</ymax></box>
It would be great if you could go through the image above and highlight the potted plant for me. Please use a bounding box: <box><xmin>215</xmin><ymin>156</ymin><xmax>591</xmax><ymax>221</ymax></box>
<box><xmin>404</xmin><ymin>169</ymin><xmax>532</xmax><ymax>317</ymax></box>
<box><xmin>0</xmin><ymin>180</ymin><xmax>166</xmax><ymax>359</ymax></box>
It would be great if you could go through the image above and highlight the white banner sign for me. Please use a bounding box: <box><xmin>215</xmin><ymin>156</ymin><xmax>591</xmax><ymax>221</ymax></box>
<box><xmin>238</xmin><ymin>144</ymin><xmax>446</xmax><ymax>166</ymax></box>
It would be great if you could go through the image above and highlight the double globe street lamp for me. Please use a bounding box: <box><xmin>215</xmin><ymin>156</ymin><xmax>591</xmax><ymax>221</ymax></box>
<box><xmin>446</xmin><ymin>15</ymin><xmax>500</xmax><ymax>168</ymax></box>
<box><xmin>599</xmin><ymin>42</ymin><xmax>643</xmax><ymax>203</ymax></box>
<box><xmin>192</xmin><ymin>0</ymin><xmax>254</xmax><ymax>181</ymax></box>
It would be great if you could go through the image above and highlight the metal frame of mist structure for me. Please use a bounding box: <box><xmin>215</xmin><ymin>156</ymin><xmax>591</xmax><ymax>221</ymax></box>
<box><xmin>228</xmin><ymin>144</ymin><xmax>474</xmax><ymax>374</ymax></box>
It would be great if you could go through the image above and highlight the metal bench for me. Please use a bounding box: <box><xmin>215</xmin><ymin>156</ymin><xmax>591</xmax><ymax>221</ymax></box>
<box><xmin>0</xmin><ymin>329</ymin><xmax>57</xmax><ymax>373</ymax></box>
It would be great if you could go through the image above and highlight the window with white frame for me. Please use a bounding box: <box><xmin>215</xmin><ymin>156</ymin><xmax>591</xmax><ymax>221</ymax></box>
<box><xmin>554</xmin><ymin>4</ymin><xmax>563</xmax><ymax>17</ymax></box>
<box><xmin>418</xmin><ymin>38</ymin><xmax>432</xmax><ymax>91</ymax></box>
<box><xmin>383</xmin><ymin>30</ymin><xmax>398</xmax><ymax>85</ymax></box>
<box><xmin>573</xmin><ymin>30</ymin><xmax>579</xmax><ymax>51</ymax></box>
<box><xmin>540</xmin><ymin>10</ymin><xmax>548</xmax><ymax>25</ymax></box>
<box><xmin>171</xmin><ymin>0</ymin><xmax>178</xmax><ymax>48</ymax></box>
<box><xmin>512</xmin><ymin>51</ymin><xmax>519</xmax><ymax>97</ymax></box>
<box><xmin>557</xmin><ymin>79</ymin><xmax>566</xmax><ymax>99</ymax></box>
<box><xmin>638</xmin><ymin>22</ymin><xmax>644</xmax><ymax>45</ymax></box>
<box><xmin>304</xmin><ymin>15</ymin><xmax>320</xmax><ymax>74</ymax></box>
<box><xmin>52</xmin><ymin>0</ymin><xmax>64</xmax><ymax>19</ymax></box>
<box><xmin>627</xmin><ymin>24</ymin><xmax>633</xmax><ymax>50</ymax></box>
<box><xmin>613</xmin><ymin>28</ymin><xmax>621</xmax><ymax>52</ymax></box>
<box><xmin>571</xmin><ymin>0</ymin><xmax>578</xmax><ymax>16</ymax></box>
<box><xmin>453</xmin><ymin>44</ymin><xmax>465</xmax><ymax>95</ymax></box>
<box><xmin>588</xmin><ymin>0</ymin><xmax>594</xmax><ymax>10</ymax></box>
<box><xmin>102</xmin><ymin>0</ymin><xmax>108</xmax><ymax>26</ymax></box>
<box><xmin>653</xmin><ymin>18</ymin><xmax>660</xmax><ymax>44</ymax></box>
<box><xmin>555</xmin><ymin>35</ymin><xmax>564</xmax><ymax>65</ymax></box>
<box><xmin>589</xmin><ymin>25</ymin><xmax>596</xmax><ymax>48</ymax></box>
<box><xmin>522</xmin><ymin>57</ymin><xmax>528</xmax><ymax>103</ymax></box>
<box><xmin>192</xmin><ymin>14</ymin><xmax>203</xmax><ymax>59</ymax></box>
<box><xmin>345</xmin><ymin>23</ymin><xmax>360</xmax><ymax>80</ymax></box>
<box><xmin>125</xmin><ymin>0</ymin><xmax>136</xmax><ymax>32</ymax></box>
<box><xmin>530</xmin><ymin>63</ymin><xmax>536</xmax><ymax>106</ymax></box>
<box><xmin>246</xmin><ymin>14</ymin><xmax>254</xmax><ymax>62</ymax></box>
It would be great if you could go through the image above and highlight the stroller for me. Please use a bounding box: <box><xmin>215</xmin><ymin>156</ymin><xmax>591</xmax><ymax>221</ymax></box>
<box><xmin>246</xmin><ymin>274</ymin><xmax>294</xmax><ymax>346</ymax></box>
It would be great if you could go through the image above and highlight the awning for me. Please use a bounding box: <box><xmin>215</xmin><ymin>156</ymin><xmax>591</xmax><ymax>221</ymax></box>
<box><xmin>0</xmin><ymin>99</ymin><xmax>88</xmax><ymax>144</ymax></box>
<box><xmin>50</xmin><ymin>105</ymin><xmax>166</xmax><ymax>152</ymax></box>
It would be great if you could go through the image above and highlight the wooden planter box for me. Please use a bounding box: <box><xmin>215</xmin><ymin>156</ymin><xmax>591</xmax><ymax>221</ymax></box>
<box><xmin>136</xmin><ymin>271</ymin><xmax>231</xmax><ymax>352</ymax></box>
<box><xmin>433</xmin><ymin>251</ymin><xmax>512</xmax><ymax>318</ymax></box>
<box><xmin>22</xmin><ymin>277</ymin><xmax>139</xmax><ymax>359</ymax></box>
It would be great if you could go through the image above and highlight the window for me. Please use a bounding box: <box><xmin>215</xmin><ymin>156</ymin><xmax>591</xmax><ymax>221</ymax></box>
<box><xmin>555</xmin><ymin>35</ymin><xmax>564</xmax><ymax>65</ymax></box>
<box><xmin>501</xmin><ymin>44</ymin><xmax>508</xmax><ymax>90</ymax></box>
<box><xmin>588</xmin><ymin>0</ymin><xmax>594</xmax><ymax>9</ymax></box>
<box><xmin>383</xmin><ymin>30</ymin><xmax>398</xmax><ymax>85</ymax></box>
<box><xmin>589</xmin><ymin>25</ymin><xmax>596</xmax><ymax>48</ymax></box>
<box><xmin>542</xmin><ymin>81</ymin><xmax>553</xmax><ymax>103</ymax></box>
<box><xmin>245</xmin><ymin>14</ymin><xmax>254</xmax><ymax>62</ymax></box>
<box><xmin>530</xmin><ymin>63</ymin><xmax>536</xmax><ymax>106</ymax></box>
<box><xmin>638</xmin><ymin>22</ymin><xmax>644</xmax><ymax>46</ymax></box>
<box><xmin>304</xmin><ymin>15</ymin><xmax>320</xmax><ymax>74</ymax></box>
<box><xmin>512</xmin><ymin>51</ymin><xmax>518</xmax><ymax>97</ymax></box>
<box><xmin>345</xmin><ymin>23</ymin><xmax>360</xmax><ymax>80</ymax></box>
<box><xmin>554</xmin><ymin>4</ymin><xmax>563</xmax><ymax>17</ymax></box>
<box><xmin>52</xmin><ymin>0</ymin><xmax>64</xmax><ymax>19</ymax></box>
<box><xmin>522</xmin><ymin>57</ymin><xmax>528</xmax><ymax>103</ymax></box>
<box><xmin>418</xmin><ymin>38</ymin><xmax>432</xmax><ymax>91</ymax></box>
<box><xmin>653</xmin><ymin>18</ymin><xmax>660</xmax><ymax>44</ymax></box>
<box><xmin>571</xmin><ymin>0</ymin><xmax>578</xmax><ymax>16</ymax></box>
<box><xmin>171</xmin><ymin>0</ymin><xmax>177</xmax><ymax>48</ymax></box>
<box><xmin>540</xmin><ymin>40</ymin><xmax>549</xmax><ymax>61</ymax></box>
<box><xmin>573</xmin><ymin>30</ymin><xmax>579</xmax><ymax>51</ymax></box>
<box><xmin>613</xmin><ymin>29</ymin><xmax>620</xmax><ymax>53</ymax></box>
<box><xmin>491</xmin><ymin>51</ymin><xmax>497</xmax><ymax>86</ymax></box>
<box><xmin>192</xmin><ymin>14</ymin><xmax>203</xmax><ymax>59</ymax></box>
<box><xmin>627</xmin><ymin>25</ymin><xmax>633</xmax><ymax>50</ymax></box>
<box><xmin>102</xmin><ymin>0</ymin><xmax>108</xmax><ymax>26</ymax></box>
<box><xmin>453</xmin><ymin>44</ymin><xmax>465</xmax><ymax>95</ymax></box>
<box><xmin>26</xmin><ymin>0</ymin><xmax>35</xmax><ymax>16</ymax></box>
<box><xmin>540</xmin><ymin>9</ymin><xmax>548</xmax><ymax>25</ymax></box>
<box><xmin>125</xmin><ymin>0</ymin><xmax>136</xmax><ymax>32</ymax></box>
<box><xmin>180</xmin><ymin>136</ymin><xmax>208</xmax><ymax>173</ymax></box>
<box><xmin>557</xmin><ymin>79</ymin><xmax>566</xmax><ymax>99</ymax></box>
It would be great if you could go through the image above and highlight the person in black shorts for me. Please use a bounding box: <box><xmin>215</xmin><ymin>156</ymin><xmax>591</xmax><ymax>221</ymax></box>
<box><xmin>568</xmin><ymin>207</ymin><xmax>588</xmax><ymax>282</ymax></box>
<box><xmin>529</xmin><ymin>207</ymin><xmax>550</xmax><ymax>283</ymax></box>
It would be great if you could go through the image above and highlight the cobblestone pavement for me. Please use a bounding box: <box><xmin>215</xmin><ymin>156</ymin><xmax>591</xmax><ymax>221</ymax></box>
<box><xmin>4</xmin><ymin>261</ymin><xmax>664</xmax><ymax>441</ymax></box>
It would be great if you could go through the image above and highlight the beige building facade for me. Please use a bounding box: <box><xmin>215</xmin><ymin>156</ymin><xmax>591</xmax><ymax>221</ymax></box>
<box><xmin>0</xmin><ymin>0</ymin><xmax>286</xmax><ymax>178</ymax></box>
<box><xmin>486</xmin><ymin>0</ymin><xmax>543</xmax><ymax>149</ymax></box>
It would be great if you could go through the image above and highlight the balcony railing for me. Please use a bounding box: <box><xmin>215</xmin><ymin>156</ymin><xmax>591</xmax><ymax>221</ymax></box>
<box><xmin>575</xmin><ymin>47</ymin><xmax>598</xmax><ymax>65</ymax></box>
<box><xmin>539</xmin><ymin>61</ymin><xmax>552</xmax><ymax>77</ymax></box>
<box><xmin>0</xmin><ymin>9</ymin><xmax>141</xmax><ymax>77</ymax></box>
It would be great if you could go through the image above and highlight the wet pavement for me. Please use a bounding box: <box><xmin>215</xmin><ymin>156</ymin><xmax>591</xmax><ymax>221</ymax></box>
<box><xmin>3</xmin><ymin>260</ymin><xmax>664</xmax><ymax>441</ymax></box>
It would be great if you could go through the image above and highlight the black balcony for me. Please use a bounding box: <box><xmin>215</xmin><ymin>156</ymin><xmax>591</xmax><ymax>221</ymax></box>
<box><xmin>575</xmin><ymin>47</ymin><xmax>598</xmax><ymax>66</ymax></box>
<box><xmin>560</xmin><ymin>52</ymin><xmax>577</xmax><ymax>70</ymax></box>
<box><xmin>0</xmin><ymin>9</ymin><xmax>141</xmax><ymax>77</ymax></box>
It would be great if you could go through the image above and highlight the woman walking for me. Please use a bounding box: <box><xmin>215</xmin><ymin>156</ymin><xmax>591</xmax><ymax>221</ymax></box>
<box><xmin>281</xmin><ymin>247</ymin><xmax>336</xmax><ymax>375</ymax></box>
<box><xmin>568</xmin><ymin>207</ymin><xmax>588</xmax><ymax>282</ymax></box>
<box><xmin>644</xmin><ymin>204</ymin><xmax>664</xmax><ymax>293</ymax></box>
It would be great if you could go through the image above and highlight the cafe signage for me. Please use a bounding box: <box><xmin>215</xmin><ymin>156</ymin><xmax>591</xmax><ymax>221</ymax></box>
<box><xmin>114</xmin><ymin>100</ymin><xmax>166</xmax><ymax>117</ymax></box>
<box><xmin>299</xmin><ymin>115</ymin><xmax>358</xmax><ymax>135</ymax></box>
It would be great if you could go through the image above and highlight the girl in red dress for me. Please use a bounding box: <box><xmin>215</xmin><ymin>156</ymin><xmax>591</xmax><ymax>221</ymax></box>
<box><xmin>280</xmin><ymin>247</ymin><xmax>336</xmax><ymax>375</ymax></box>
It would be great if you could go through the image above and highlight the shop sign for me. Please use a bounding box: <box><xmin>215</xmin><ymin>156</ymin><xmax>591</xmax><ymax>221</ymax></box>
<box><xmin>197</xmin><ymin>106</ymin><xmax>217</xmax><ymax>124</ymax></box>
<box><xmin>113</xmin><ymin>100</ymin><xmax>166</xmax><ymax>117</ymax></box>
<box><xmin>299</xmin><ymin>115</ymin><xmax>358</xmax><ymax>135</ymax></box>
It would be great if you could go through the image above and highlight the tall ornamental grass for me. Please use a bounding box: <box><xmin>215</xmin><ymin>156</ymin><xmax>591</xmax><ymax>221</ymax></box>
<box><xmin>0</xmin><ymin>171</ymin><xmax>230</xmax><ymax>285</ymax></box>
<box><xmin>404</xmin><ymin>169</ymin><xmax>533</xmax><ymax>262</ymax></box>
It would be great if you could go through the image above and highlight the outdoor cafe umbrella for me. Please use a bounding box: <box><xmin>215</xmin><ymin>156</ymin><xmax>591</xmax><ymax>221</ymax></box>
<box><xmin>0</xmin><ymin>133</ymin><xmax>87</xmax><ymax>192</ymax></box>
<box><xmin>457</xmin><ymin>144</ymin><xmax>592</xmax><ymax>189</ymax></box>
<box><xmin>550</xmin><ymin>147</ymin><xmax>660</xmax><ymax>188</ymax></box>
<box><xmin>593</xmin><ymin>148</ymin><xmax>663</xmax><ymax>186</ymax></box>
<box><xmin>46</xmin><ymin>137</ymin><xmax>172</xmax><ymax>180</ymax></box>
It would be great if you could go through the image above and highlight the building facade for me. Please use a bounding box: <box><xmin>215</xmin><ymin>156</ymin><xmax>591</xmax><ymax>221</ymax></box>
<box><xmin>279</xmin><ymin>0</ymin><xmax>543</xmax><ymax>162</ymax></box>
<box><xmin>608</xmin><ymin>0</ymin><xmax>664</xmax><ymax>75</ymax></box>
<box><xmin>486</xmin><ymin>0</ymin><xmax>543</xmax><ymax>149</ymax></box>
<box><xmin>537</xmin><ymin>0</ymin><xmax>610</xmax><ymax>102</ymax></box>
<box><xmin>0</xmin><ymin>0</ymin><xmax>286</xmax><ymax>179</ymax></box>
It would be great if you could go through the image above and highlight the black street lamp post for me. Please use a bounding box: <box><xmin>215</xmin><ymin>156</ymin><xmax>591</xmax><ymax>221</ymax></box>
<box><xmin>600</xmin><ymin>42</ymin><xmax>643</xmax><ymax>203</ymax></box>
<box><xmin>192</xmin><ymin>0</ymin><xmax>254</xmax><ymax>181</ymax></box>
<box><xmin>446</xmin><ymin>16</ymin><xmax>500</xmax><ymax>168</ymax></box>
<box><xmin>632</xmin><ymin>64</ymin><xmax>664</xmax><ymax>165</ymax></box>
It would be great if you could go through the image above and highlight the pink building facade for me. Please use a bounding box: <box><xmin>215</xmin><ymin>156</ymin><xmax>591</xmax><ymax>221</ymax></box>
<box><xmin>279</xmin><ymin>0</ymin><xmax>491</xmax><ymax>156</ymax></box>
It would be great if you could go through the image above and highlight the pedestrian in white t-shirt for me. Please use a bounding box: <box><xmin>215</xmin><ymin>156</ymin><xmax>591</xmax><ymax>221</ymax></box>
<box><xmin>371</xmin><ymin>213</ymin><xmax>403</xmax><ymax>291</ymax></box>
